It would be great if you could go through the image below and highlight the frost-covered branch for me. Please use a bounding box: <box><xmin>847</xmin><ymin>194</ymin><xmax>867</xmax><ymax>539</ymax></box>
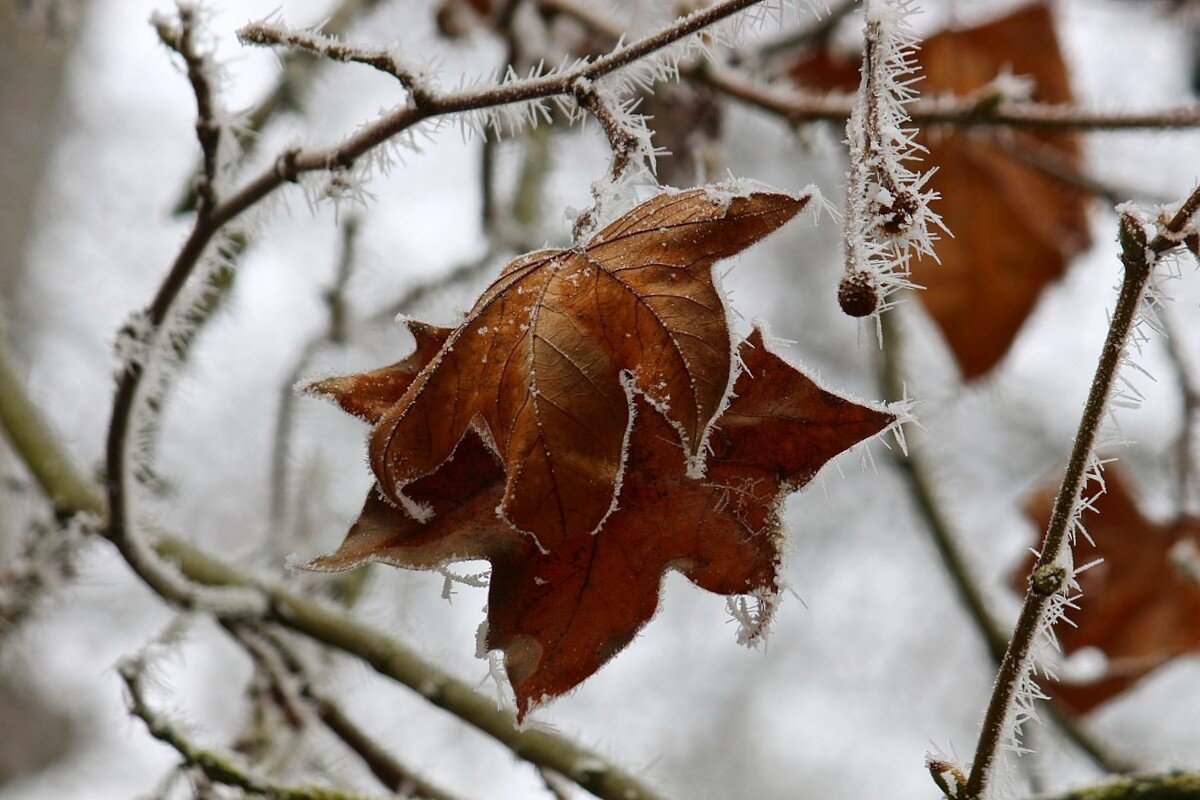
<box><xmin>119</xmin><ymin>648</ymin><xmax>380</xmax><ymax>800</ymax></box>
<box><xmin>962</xmin><ymin>183</ymin><xmax>1200</xmax><ymax>799</ymax></box>
<box><xmin>154</xmin><ymin>3</ymin><xmax>223</xmax><ymax>217</ymax></box>
<box><xmin>173</xmin><ymin>0</ymin><xmax>386</xmax><ymax>214</ymax></box>
<box><xmin>879</xmin><ymin>311</ymin><xmax>1135</xmax><ymax>780</ymax></box>
<box><xmin>229</xmin><ymin>623</ymin><xmax>464</xmax><ymax>800</ymax></box>
<box><xmin>238</xmin><ymin>22</ymin><xmax>427</xmax><ymax>94</ymax></box>
<box><xmin>154</xmin><ymin>536</ymin><xmax>670</xmax><ymax>800</ymax></box>
<box><xmin>572</xmin><ymin>79</ymin><xmax>645</xmax><ymax>184</ymax></box>
<box><xmin>704</xmin><ymin>63</ymin><xmax>1200</xmax><ymax>131</ymax></box>
<box><xmin>837</xmin><ymin>0</ymin><xmax>941</xmax><ymax>320</ymax></box>
<box><xmin>569</xmin><ymin>78</ymin><xmax>655</xmax><ymax>238</ymax></box>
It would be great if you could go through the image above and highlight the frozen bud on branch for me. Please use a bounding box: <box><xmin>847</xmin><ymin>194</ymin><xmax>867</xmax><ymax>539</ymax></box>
<box><xmin>926</xmin><ymin>756</ymin><xmax>967</xmax><ymax>799</ymax></box>
<box><xmin>837</xmin><ymin>269</ymin><xmax>879</xmax><ymax>318</ymax></box>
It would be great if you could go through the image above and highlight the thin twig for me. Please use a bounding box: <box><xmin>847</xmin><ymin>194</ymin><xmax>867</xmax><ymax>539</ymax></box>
<box><xmin>1161</xmin><ymin>312</ymin><xmax>1200</xmax><ymax>518</ymax></box>
<box><xmin>173</xmin><ymin>0</ymin><xmax>386</xmax><ymax>214</ymax></box>
<box><xmin>103</xmin><ymin>0</ymin><xmax>773</xmax><ymax>627</ymax></box>
<box><xmin>963</xmin><ymin>184</ymin><xmax>1200</xmax><ymax>799</ymax></box>
<box><xmin>229</xmin><ymin>623</ymin><xmax>465</xmax><ymax>800</ymax></box>
<box><xmin>119</xmin><ymin>652</ymin><xmax>379</xmax><ymax>800</ymax></box>
<box><xmin>154</xmin><ymin>6</ymin><xmax>222</xmax><ymax>217</ymax></box>
<box><xmin>990</xmin><ymin>136</ymin><xmax>1172</xmax><ymax>207</ymax></box>
<box><xmin>238</xmin><ymin>23</ymin><xmax>426</xmax><ymax>93</ymax></box>
<box><xmin>750</xmin><ymin>0</ymin><xmax>858</xmax><ymax>65</ymax></box>
<box><xmin>572</xmin><ymin>80</ymin><xmax>640</xmax><ymax>182</ymax></box>
<box><xmin>269</xmin><ymin>217</ymin><xmax>359</xmax><ymax>524</ymax></box>
<box><xmin>538</xmin><ymin>766</ymin><xmax>575</xmax><ymax>800</ymax></box>
<box><xmin>703</xmin><ymin>64</ymin><xmax>1200</xmax><ymax>130</ymax></box>
<box><xmin>153</xmin><ymin>536</ymin><xmax>669</xmax><ymax>800</ymax></box>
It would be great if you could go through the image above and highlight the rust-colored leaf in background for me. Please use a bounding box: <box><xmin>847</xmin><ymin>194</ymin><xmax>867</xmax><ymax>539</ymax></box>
<box><xmin>369</xmin><ymin>187</ymin><xmax>808</xmax><ymax>550</ymax></box>
<box><xmin>792</xmin><ymin>3</ymin><xmax>1092</xmax><ymax>379</ymax></box>
<box><xmin>310</xmin><ymin>329</ymin><xmax>894</xmax><ymax>718</ymax></box>
<box><xmin>1016</xmin><ymin>471</ymin><xmax>1200</xmax><ymax>715</ymax></box>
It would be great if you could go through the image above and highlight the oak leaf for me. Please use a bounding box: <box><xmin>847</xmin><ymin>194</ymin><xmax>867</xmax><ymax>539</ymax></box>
<box><xmin>368</xmin><ymin>186</ymin><xmax>809</xmax><ymax>549</ymax></box>
<box><xmin>1016</xmin><ymin>470</ymin><xmax>1200</xmax><ymax>715</ymax></box>
<box><xmin>310</xmin><ymin>329</ymin><xmax>894</xmax><ymax>718</ymax></box>
<box><xmin>791</xmin><ymin>3</ymin><xmax>1091</xmax><ymax>378</ymax></box>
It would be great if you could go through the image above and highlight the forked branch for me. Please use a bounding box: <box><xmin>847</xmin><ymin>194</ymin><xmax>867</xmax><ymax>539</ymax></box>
<box><xmin>154</xmin><ymin>4</ymin><xmax>222</xmax><ymax>216</ymax></box>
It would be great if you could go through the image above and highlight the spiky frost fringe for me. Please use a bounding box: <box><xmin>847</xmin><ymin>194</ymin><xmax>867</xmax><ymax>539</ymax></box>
<box><xmin>839</xmin><ymin>0</ymin><xmax>942</xmax><ymax>325</ymax></box>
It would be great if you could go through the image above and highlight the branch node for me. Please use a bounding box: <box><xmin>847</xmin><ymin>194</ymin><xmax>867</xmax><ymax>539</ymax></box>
<box><xmin>276</xmin><ymin>148</ymin><xmax>301</xmax><ymax>182</ymax></box>
<box><xmin>927</xmin><ymin>757</ymin><xmax>968</xmax><ymax>799</ymax></box>
<box><xmin>1030</xmin><ymin>564</ymin><xmax>1067</xmax><ymax>597</ymax></box>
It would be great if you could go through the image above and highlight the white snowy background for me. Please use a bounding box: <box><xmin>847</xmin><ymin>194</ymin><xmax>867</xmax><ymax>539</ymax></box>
<box><xmin>2</xmin><ymin>0</ymin><xmax>1200</xmax><ymax>798</ymax></box>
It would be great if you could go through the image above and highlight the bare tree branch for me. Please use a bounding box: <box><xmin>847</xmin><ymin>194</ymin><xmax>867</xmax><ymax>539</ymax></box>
<box><xmin>120</xmin><ymin>649</ymin><xmax>381</xmax><ymax>800</ymax></box>
<box><xmin>154</xmin><ymin>5</ymin><xmax>222</xmax><ymax>216</ymax></box>
<box><xmin>704</xmin><ymin>63</ymin><xmax>1200</xmax><ymax>131</ymax></box>
<box><xmin>879</xmin><ymin>310</ymin><xmax>1136</xmax><ymax>780</ymax></box>
<box><xmin>229</xmin><ymin>623</ymin><xmax>467</xmax><ymax>800</ymax></box>
<box><xmin>963</xmin><ymin>184</ymin><xmax>1200</xmax><ymax>799</ymax></box>
<box><xmin>102</xmin><ymin>0</ymin><xmax>774</xmax><ymax>639</ymax></box>
<box><xmin>238</xmin><ymin>23</ymin><xmax>426</xmax><ymax>93</ymax></box>
<box><xmin>269</xmin><ymin>216</ymin><xmax>359</xmax><ymax>525</ymax></box>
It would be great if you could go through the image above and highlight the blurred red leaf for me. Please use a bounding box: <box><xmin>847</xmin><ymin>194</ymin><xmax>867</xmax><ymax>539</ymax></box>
<box><xmin>366</xmin><ymin>187</ymin><xmax>808</xmax><ymax>550</ymax></box>
<box><xmin>310</xmin><ymin>329</ymin><xmax>894</xmax><ymax>718</ymax></box>
<box><xmin>791</xmin><ymin>3</ymin><xmax>1091</xmax><ymax>378</ymax></box>
<box><xmin>1017</xmin><ymin>471</ymin><xmax>1200</xmax><ymax>715</ymax></box>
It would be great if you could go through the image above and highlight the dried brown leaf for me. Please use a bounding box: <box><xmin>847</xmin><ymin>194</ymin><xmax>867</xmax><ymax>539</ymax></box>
<box><xmin>311</xmin><ymin>329</ymin><xmax>894</xmax><ymax>718</ymax></box>
<box><xmin>368</xmin><ymin>187</ymin><xmax>809</xmax><ymax>548</ymax></box>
